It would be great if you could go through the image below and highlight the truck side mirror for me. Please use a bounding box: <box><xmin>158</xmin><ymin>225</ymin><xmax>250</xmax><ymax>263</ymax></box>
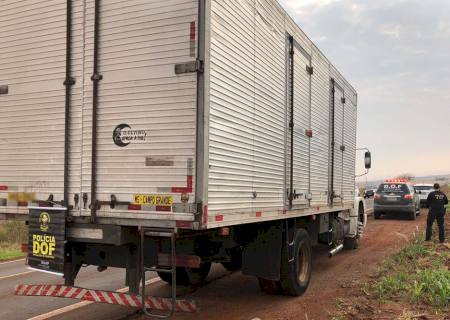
<box><xmin>364</xmin><ymin>152</ymin><xmax>371</xmax><ymax>169</ymax></box>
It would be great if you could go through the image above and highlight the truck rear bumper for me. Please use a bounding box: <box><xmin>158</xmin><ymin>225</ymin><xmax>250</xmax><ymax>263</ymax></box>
<box><xmin>373</xmin><ymin>204</ymin><xmax>415</xmax><ymax>213</ymax></box>
<box><xmin>15</xmin><ymin>284</ymin><xmax>199</xmax><ymax>313</ymax></box>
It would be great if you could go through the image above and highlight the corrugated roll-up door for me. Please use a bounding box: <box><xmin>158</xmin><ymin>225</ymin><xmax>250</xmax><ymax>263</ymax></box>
<box><xmin>208</xmin><ymin>0</ymin><xmax>255</xmax><ymax>214</ymax></box>
<box><xmin>252</xmin><ymin>0</ymin><xmax>286</xmax><ymax>214</ymax></box>
<box><xmin>81</xmin><ymin>0</ymin><xmax>199</xmax><ymax>216</ymax></box>
<box><xmin>290</xmin><ymin>44</ymin><xmax>311</xmax><ymax>207</ymax></box>
<box><xmin>0</xmin><ymin>0</ymin><xmax>83</xmax><ymax>209</ymax></box>
<box><xmin>309</xmin><ymin>49</ymin><xmax>330</xmax><ymax>206</ymax></box>
<box><xmin>342</xmin><ymin>90</ymin><xmax>357</xmax><ymax>204</ymax></box>
<box><xmin>333</xmin><ymin>84</ymin><xmax>344</xmax><ymax>204</ymax></box>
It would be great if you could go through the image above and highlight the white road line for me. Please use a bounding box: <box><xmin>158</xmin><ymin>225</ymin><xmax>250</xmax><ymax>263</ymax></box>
<box><xmin>0</xmin><ymin>258</ymin><xmax>25</xmax><ymax>265</ymax></box>
<box><xmin>26</xmin><ymin>277</ymin><xmax>161</xmax><ymax>320</ymax></box>
<box><xmin>0</xmin><ymin>270</ymin><xmax>35</xmax><ymax>280</ymax></box>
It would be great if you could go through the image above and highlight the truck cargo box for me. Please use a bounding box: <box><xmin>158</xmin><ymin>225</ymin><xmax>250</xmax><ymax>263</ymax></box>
<box><xmin>0</xmin><ymin>0</ymin><xmax>357</xmax><ymax>229</ymax></box>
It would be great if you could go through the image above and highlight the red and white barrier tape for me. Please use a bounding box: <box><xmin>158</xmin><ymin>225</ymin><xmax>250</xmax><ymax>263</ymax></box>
<box><xmin>14</xmin><ymin>284</ymin><xmax>198</xmax><ymax>313</ymax></box>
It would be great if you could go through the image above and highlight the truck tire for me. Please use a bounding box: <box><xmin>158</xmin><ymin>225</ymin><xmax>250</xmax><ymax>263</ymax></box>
<box><xmin>221</xmin><ymin>247</ymin><xmax>243</xmax><ymax>271</ymax></box>
<box><xmin>258</xmin><ymin>278</ymin><xmax>282</xmax><ymax>295</ymax></box>
<box><xmin>157</xmin><ymin>271</ymin><xmax>174</xmax><ymax>284</ymax></box>
<box><xmin>374</xmin><ymin>211</ymin><xmax>381</xmax><ymax>219</ymax></box>
<box><xmin>157</xmin><ymin>263</ymin><xmax>211</xmax><ymax>286</ymax></box>
<box><xmin>279</xmin><ymin>229</ymin><xmax>312</xmax><ymax>296</ymax></box>
<box><xmin>409</xmin><ymin>210</ymin><xmax>417</xmax><ymax>221</ymax></box>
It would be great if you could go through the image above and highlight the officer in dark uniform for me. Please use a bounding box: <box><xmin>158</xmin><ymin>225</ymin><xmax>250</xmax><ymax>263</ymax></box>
<box><xmin>426</xmin><ymin>183</ymin><xmax>448</xmax><ymax>243</ymax></box>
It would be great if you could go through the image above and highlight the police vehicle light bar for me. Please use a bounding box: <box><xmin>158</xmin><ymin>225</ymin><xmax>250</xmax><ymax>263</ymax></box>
<box><xmin>384</xmin><ymin>179</ymin><xmax>409</xmax><ymax>183</ymax></box>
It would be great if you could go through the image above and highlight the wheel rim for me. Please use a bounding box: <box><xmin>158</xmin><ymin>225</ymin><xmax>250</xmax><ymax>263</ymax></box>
<box><xmin>297</xmin><ymin>243</ymin><xmax>310</xmax><ymax>283</ymax></box>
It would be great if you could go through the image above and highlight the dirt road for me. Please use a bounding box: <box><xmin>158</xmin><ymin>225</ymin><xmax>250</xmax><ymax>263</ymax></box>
<box><xmin>39</xmin><ymin>210</ymin><xmax>427</xmax><ymax>320</ymax></box>
<box><xmin>164</xmin><ymin>211</ymin><xmax>428</xmax><ymax>320</ymax></box>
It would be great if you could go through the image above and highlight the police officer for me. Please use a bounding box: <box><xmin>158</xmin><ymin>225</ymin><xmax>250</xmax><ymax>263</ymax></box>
<box><xmin>426</xmin><ymin>183</ymin><xmax>448</xmax><ymax>243</ymax></box>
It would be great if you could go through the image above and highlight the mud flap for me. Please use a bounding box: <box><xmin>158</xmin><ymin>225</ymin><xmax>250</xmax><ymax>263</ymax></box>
<box><xmin>241</xmin><ymin>221</ymin><xmax>283</xmax><ymax>281</ymax></box>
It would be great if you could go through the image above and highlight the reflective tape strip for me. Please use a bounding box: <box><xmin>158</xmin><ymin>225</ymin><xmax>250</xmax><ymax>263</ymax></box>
<box><xmin>44</xmin><ymin>285</ymin><xmax>54</xmax><ymax>296</ymax></box>
<box><xmin>102</xmin><ymin>291</ymin><xmax>113</xmax><ymax>304</ymax></box>
<box><xmin>15</xmin><ymin>284</ymin><xmax>24</xmax><ymax>295</ymax></box>
<box><xmin>75</xmin><ymin>289</ymin><xmax>87</xmax><ymax>300</ymax></box>
<box><xmin>14</xmin><ymin>285</ymin><xmax>199</xmax><ymax>313</ymax></box>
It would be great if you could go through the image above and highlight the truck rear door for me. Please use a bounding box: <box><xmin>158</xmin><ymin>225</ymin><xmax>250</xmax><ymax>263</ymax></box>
<box><xmin>287</xmin><ymin>39</ymin><xmax>312</xmax><ymax>208</ymax></box>
<box><xmin>0</xmin><ymin>1</ymin><xmax>84</xmax><ymax>213</ymax></box>
<box><xmin>80</xmin><ymin>0</ymin><xmax>200</xmax><ymax>221</ymax></box>
<box><xmin>0</xmin><ymin>0</ymin><xmax>199</xmax><ymax>223</ymax></box>
<box><xmin>332</xmin><ymin>82</ymin><xmax>344</xmax><ymax>204</ymax></box>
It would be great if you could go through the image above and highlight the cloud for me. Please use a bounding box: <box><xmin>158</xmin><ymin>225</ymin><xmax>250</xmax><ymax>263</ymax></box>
<box><xmin>378</xmin><ymin>24</ymin><xmax>401</xmax><ymax>38</ymax></box>
<box><xmin>280</xmin><ymin>0</ymin><xmax>450</xmax><ymax>180</ymax></box>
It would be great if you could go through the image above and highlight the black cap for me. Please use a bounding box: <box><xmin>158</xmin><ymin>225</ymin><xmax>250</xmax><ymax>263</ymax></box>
<box><xmin>433</xmin><ymin>183</ymin><xmax>440</xmax><ymax>190</ymax></box>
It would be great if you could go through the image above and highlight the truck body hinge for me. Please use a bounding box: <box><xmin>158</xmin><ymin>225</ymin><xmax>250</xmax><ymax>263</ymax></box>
<box><xmin>63</xmin><ymin>77</ymin><xmax>76</xmax><ymax>86</ymax></box>
<box><xmin>175</xmin><ymin>60</ymin><xmax>204</xmax><ymax>74</ymax></box>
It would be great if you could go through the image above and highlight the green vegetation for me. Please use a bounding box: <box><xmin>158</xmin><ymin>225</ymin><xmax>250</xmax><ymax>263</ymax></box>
<box><xmin>0</xmin><ymin>243</ymin><xmax>25</xmax><ymax>261</ymax></box>
<box><xmin>0</xmin><ymin>221</ymin><xmax>28</xmax><ymax>261</ymax></box>
<box><xmin>332</xmin><ymin>230</ymin><xmax>449</xmax><ymax>319</ymax></box>
<box><xmin>373</xmin><ymin>234</ymin><xmax>450</xmax><ymax>308</ymax></box>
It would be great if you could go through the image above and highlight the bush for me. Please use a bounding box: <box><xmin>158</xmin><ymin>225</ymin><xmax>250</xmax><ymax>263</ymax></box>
<box><xmin>0</xmin><ymin>221</ymin><xmax>28</xmax><ymax>244</ymax></box>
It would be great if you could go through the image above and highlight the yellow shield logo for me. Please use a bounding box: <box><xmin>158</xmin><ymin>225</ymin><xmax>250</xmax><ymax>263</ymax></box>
<box><xmin>39</xmin><ymin>212</ymin><xmax>50</xmax><ymax>232</ymax></box>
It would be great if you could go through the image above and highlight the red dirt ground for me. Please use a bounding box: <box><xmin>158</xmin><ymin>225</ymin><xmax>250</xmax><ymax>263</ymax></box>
<box><xmin>136</xmin><ymin>210</ymin><xmax>434</xmax><ymax>320</ymax></box>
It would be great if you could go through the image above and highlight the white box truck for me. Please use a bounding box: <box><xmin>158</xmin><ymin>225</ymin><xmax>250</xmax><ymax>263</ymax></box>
<box><xmin>1</xmin><ymin>0</ymin><xmax>370</xmax><ymax>314</ymax></box>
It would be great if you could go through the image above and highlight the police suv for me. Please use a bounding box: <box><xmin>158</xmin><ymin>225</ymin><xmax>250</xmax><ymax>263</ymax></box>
<box><xmin>413</xmin><ymin>184</ymin><xmax>434</xmax><ymax>207</ymax></box>
<box><xmin>374</xmin><ymin>179</ymin><xmax>421</xmax><ymax>220</ymax></box>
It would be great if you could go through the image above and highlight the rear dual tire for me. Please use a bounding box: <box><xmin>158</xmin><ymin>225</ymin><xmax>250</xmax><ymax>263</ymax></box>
<box><xmin>157</xmin><ymin>263</ymin><xmax>211</xmax><ymax>286</ymax></box>
<box><xmin>221</xmin><ymin>247</ymin><xmax>243</xmax><ymax>272</ymax></box>
<box><xmin>259</xmin><ymin>229</ymin><xmax>312</xmax><ymax>296</ymax></box>
<box><xmin>280</xmin><ymin>229</ymin><xmax>312</xmax><ymax>296</ymax></box>
<box><xmin>258</xmin><ymin>278</ymin><xmax>282</xmax><ymax>295</ymax></box>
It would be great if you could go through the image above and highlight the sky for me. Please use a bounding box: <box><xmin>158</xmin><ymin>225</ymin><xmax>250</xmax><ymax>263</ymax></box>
<box><xmin>279</xmin><ymin>0</ymin><xmax>450</xmax><ymax>181</ymax></box>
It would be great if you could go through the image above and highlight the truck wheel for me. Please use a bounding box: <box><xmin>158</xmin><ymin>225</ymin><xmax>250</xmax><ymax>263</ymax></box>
<box><xmin>157</xmin><ymin>263</ymin><xmax>211</xmax><ymax>286</ymax></box>
<box><xmin>221</xmin><ymin>247</ymin><xmax>242</xmax><ymax>271</ymax></box>
<box><xmin>280</xmin><ymin>229</ymin><xmax>312</xmax><ymax>296</ymax></box>
<box><xmin>157</xmin><ymin>271</ymin><xmax>174</xmax><ymax>284</ymax></box>
<box><xmin>374</xmin><ymin>211</ymin><xmax>381</xmax><ymax>219</ymax></box>
<box><xmin>409</xmin><ymin>210</ymin><xmax>417</xmax><ymax>221</ymax></box>
<box><xmin>258</xmin><ymin>278</ymin><xmax>282</xmax><ymax>295</ymax></box>
<box><xmin>344</xmin><ymin>236</ymin><xmax>359</xmax><ymax>250</ymax></box>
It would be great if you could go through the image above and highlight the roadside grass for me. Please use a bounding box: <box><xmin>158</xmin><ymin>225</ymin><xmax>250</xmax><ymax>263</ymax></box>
<box><xmin>373</xmin><ymin>233</ymin><xmax>450</xmax><ymax>308</ymax></box>
<box><xmin>332</xmin><ymin>230</ymin><xmax>450</xmax><ymax>319</ymax></box>
<box><xmin>0</xmin><ymin>221</ymin><xmax>28</xmax><ymax>261</ymax></box>
<box><xmin>0</xmin><ymin>243</ymin><xmax>25</xmax><ymax>261</ymax></box>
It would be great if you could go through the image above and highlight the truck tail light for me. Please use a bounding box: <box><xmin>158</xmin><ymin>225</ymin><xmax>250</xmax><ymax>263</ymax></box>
<box><xmin>374</xmin><ymin>194</ymin><xmax>381</xmax><ymax>200</ymax></box>
<box><xmin>404</xmin><ymin>194</ymin><xmax>413</xmax><ymax>200</ymax></box>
